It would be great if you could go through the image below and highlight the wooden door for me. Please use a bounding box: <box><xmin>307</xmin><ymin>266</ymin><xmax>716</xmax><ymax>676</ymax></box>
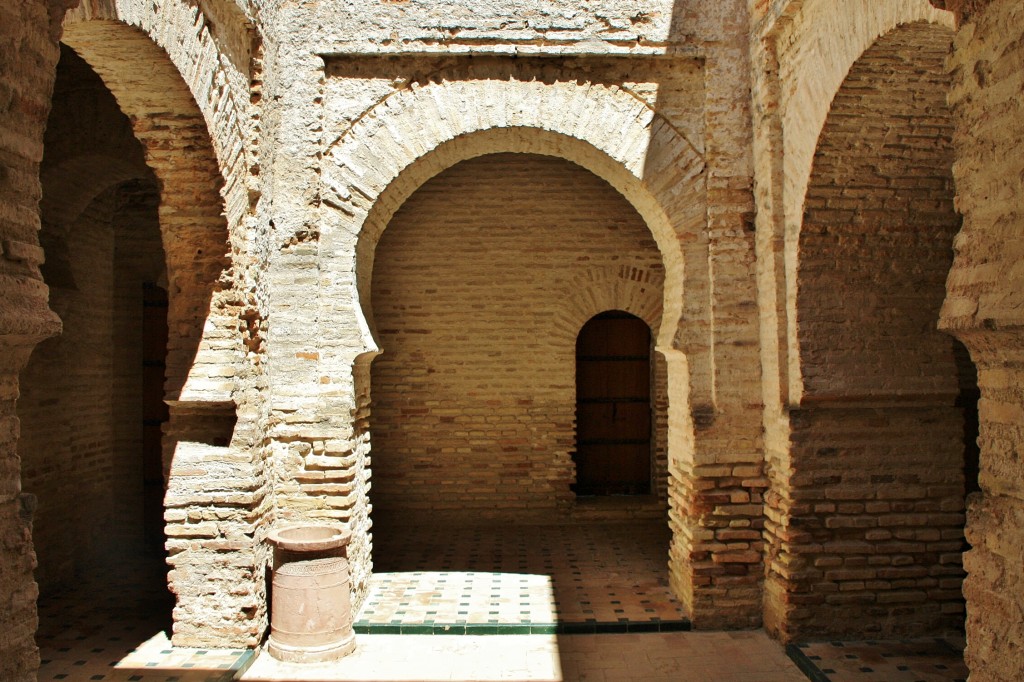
<box><xmin>573</xmin><ymin>311</ymin><xmax>652</xmax><ymax>495</ymax></box>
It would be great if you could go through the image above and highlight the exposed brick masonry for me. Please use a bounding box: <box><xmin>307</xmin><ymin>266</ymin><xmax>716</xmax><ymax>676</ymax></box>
<box><xmin>764</xmin><ymin>22</ymin><xmax>965</xmax><ymax>641</ymax></box>
<box><xmin>370</xmin><ymin>153</ymin><xmax>667</xmax><ymax>521</ymax></box>
<box><xmin>4</xmin><ymin>1</ymin><xmax>1024</xmax><ymax>679</ymax></box>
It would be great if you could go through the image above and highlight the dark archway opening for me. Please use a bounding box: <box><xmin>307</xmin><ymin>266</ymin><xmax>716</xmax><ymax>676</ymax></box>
<box><xmin>142</xmin><ymin>283</ymin><xmax>170</xmax><ymax>554</ymax></box>
<box><xmin>953</xmin><ymin>339</ymin><xmax>981</xmax><ymax>554</ymax></box>
<box><xmin>573</xmin><ymin>310</ymin><xmax>653</xmax><ymax>496</ymax></box>
<box><xmin>22</xmin><ymin>44</ymin><xmax>174</xmax><ymax>664</ymax></box>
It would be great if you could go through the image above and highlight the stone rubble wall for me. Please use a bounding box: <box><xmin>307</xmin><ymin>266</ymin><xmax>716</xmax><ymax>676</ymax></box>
<box><xmin>938</xmin><ymin>0</ymin><xmax>1024</xmax><ymax>678</ymax></box>
<box><xmin>0</xmin><ymin>0</ymin><xmax>69</xmax><ymax>678</ymax></box>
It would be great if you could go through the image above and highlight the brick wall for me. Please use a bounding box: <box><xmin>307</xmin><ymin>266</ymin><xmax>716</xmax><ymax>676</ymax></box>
<box><xmin>750</xmin><ymin>0</ymin><xmax>952</xmax><ymax>406</ymax></box>
<box><xmin>20</xmin><ymin>187</ymin><xmax>116</xmax><ymax>590</ymax></box>
<box><xmin>750</xmin><ymin>0</ymin><xmax>968</xmax><ymax>641</ymax></box>
<box><xmin>797</xmin><ymin>24</ymin><xmax>959</xmax><ymax>402</ymax></box>
<box><xmin>369</xmin><ymin>153</ymin><xmax>666</xmax><ymax>520</ymax></box>
<box><xmin>0</xmin><ymin>0</ymin><xmax>264</xmax><ymax>663</ymax></box>
<box><xmin>17</xmin><ymin>0</ymin><xmax>1024</xmax><ymax>668</ymax></box>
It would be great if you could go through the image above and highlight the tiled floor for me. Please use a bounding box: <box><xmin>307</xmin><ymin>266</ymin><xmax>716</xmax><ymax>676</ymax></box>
<box><xmin>31</xmin><ymin>522</ymin><xmax>970</xmax><ymax>682</ymax></box>
<box><xmin>786</xmin><ymin>639</ymin><xmax>969</xmax><ymax>682</ymax></box>
<box><xmin>36</xmin><ymin>555</ymin><xmax>252</xmax><ymax>682</ymax></box>
<box><xmin>359</xmin><ymin>522</ymin><xmax>688</xmax><ymax>633</ymax></box>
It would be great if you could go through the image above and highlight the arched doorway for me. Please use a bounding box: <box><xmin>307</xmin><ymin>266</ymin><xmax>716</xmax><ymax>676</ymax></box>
<box><xmin>21</xmin><ymin>44</ymin><xmax>167</xmax><ymax>591</ymax></box>
<box><xmin>362</xmin><ymin>149</ymin><xmax>686</xmax><ymax>631</ymax></box>
<box><xmin>48</xmin><ymin>11</ymin><xmax>260</xmax><ymax>650</ymax></box>
<box><xmin>573</xmin><ymin>311</ymin><xmax>653</xmax><ymax>496</ymax></box>
<box><xmin>21</xmin><ymin>16</ymin><xmax>249</xmax><ymax>666</ymax></box>
<box><xmin>772</xmin><ymin>21</ymin><xmax>971</xmax><ymax>641</ymax></box>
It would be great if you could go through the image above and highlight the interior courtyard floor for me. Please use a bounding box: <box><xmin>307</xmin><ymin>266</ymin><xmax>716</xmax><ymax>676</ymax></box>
<box><xmin>358</xmin><ymin>521</ymin><xmax>688</xmax><ymax>633</ymax></box>
<box><xmin>33</xmin><ymin>521</ymin><xmax>968</xmax><ymax>681</ymax></box>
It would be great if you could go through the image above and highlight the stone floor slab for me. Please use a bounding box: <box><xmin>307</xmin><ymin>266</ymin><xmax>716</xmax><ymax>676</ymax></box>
<box><xmin>241</xmin><ymin>631</ymin><xmax>809</xmax><ymax>682</ymax></box>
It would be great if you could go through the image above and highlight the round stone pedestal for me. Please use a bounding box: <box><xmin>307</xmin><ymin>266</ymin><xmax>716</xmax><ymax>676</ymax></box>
<box><xmin>267</xmin><ymin>525</ymin><xmax>356</xmax><ymax>663</ymax></box>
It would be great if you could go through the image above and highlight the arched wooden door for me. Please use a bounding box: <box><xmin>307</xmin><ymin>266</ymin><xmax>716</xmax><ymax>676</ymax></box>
<box><xmin>573</xmin><ymin>311</ymin><xmax>652</xmax><ymax>495</ymax></box>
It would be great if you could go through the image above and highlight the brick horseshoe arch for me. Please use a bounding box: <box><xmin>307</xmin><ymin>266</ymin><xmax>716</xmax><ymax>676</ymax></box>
<box><xmin>320</xmin><ymin>79</ymin><xmax>711</xmax><ymax>408</ymax></box>
<box><xmin>63</xmin><ymin>0</ymin><xmax>254</xmax><ymax>229</ymax></box>
<box><xmin>758</xmin><ymin>0</ymin><xmax>954</xmax><ymax>402</ymax></box>
<box><xmin>314</xmin><ymin>78</ymin><xmax>711</xmax><ymax>609</ymax></box>
<box><xmin>51</xmin><ymin>2</ymin><xmax>267</xmax><ymax>648</ymax></box>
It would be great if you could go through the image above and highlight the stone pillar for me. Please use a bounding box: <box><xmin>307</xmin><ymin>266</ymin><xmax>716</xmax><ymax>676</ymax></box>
<box><xmin>0</xmin><ymin>0</ymin><xmax>69</xmax><ymax>678</ymax></box>
<box><xmin>939</xmin><ymin>0</ymin><xmax>1024</xmax><ymax>678</ymax></box>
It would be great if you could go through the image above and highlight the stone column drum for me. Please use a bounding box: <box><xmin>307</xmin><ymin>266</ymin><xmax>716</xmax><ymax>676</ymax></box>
<box><xmin>267</xmin><ymin>525</ymin><xmax>356</xmax><ymax>662</ymax></box>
